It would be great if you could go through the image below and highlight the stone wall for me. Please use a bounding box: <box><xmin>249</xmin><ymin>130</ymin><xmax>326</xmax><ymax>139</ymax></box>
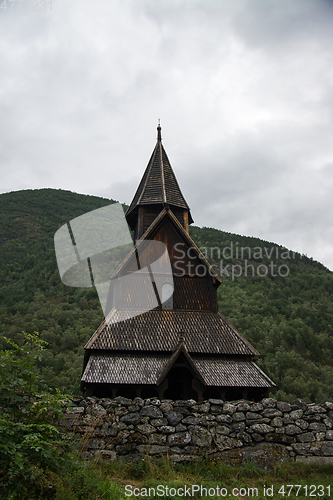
<box><xmin>61</xmin><ymin>396</ymin><xmax>333</xmax><ymax>468</ymax></box>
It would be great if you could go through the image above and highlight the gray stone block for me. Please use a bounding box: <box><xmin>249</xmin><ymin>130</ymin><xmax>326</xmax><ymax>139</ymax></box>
<box><xmin>305</xmin><ymin>405</ymin><xmax>326</xmax><ymax>415</ymax></box>
<box><xmin>175</xmin><ymin>423</ymin><xmax>187</xmax><ymax>432</ymax></box>
<box><xmin>230</xmin><ymin>422</ymin><xmax>246</xmax><ymax>434</ymax></box>
<box><xmin>120</xmin><ymin>412</ymin><xmax>140</xmax><ymax>425</ymax></box>
<box><xmin>114</xmin><ymin>396</ymin><xmax>133</xmax><ymax>406</ymax></box>
<box><xmin>284</xmin><ymin>424</ymin><xmax>302</xmax><ymax>435</ymax></box>
<box><xmin>326</xmin><ymin>430</ymin><xmax>333</xmax><ymax>440</ymax></box>
<box><xmin>296</xmin><ymin>432</ymin><xmax>316</xmax><ymax>443</ymax></box>
<box><xmin>165</xmin><ymin>411</ymin><xmax>184</xmax><ymax>425</ymax></box>
<box><xmin>252</xmin><ymin>433</ymin><xmax>265</xmax><ymax>442</ymax></box>
<box><xmin>277</xmin><ymin>402</ymin><xmax>291</xmax><ymax>412</ymax></box>
<box><xmin>210</xmin><ymin>405</ymin><xmax>223</xmax><ymax>414</ymax></box>
<box><xmin>233</xmin><ymin>412</ymin><xmax>246</xmax><ymax>422</ymax></box>
<box><xmin>150</xmin><ymin>418</ymin><xmax>168</xmax><ymax>427</ymax></box>
<box><xmin>319</xmin><ymin>441</ymin><xmax>333</xmax><ymax>456</ymax></box>
<box><xmin>149</xmin><ymin>433</ymin><xmax>167</xmax><ymax>445</ymax></box>
<box><xmin>159</xmin><ymin>402</ymin><xmax>173</xmax><ymax>413</ymax></box>
<box><xmin>215</xmin><ymin>425</ymin><xmax>230</xmax><ymax>436</ymax></box>
<box><xmin>292</xmin><ymin>443</ymin><xmax>310</xmax><ymax>455</ymax></box>
<box><xmin>262</xmin><ymin>398</ymin><xmax>277</xmax><ymax>409</ymax></box>
<box><xmin>213</xmin><ymin>434</ymin><xmax>243</xmax><ymax>451</ymax></box>
<box><xmin>128</xmin><ymin>405</ymin><xmax>141</xmax><ymax>412</ymax></box>
<box><xmin>136</xmin><ymin>423</ymin><xmax>157</xmax><ymax>435</ymax></box>
<box><xmin>86</xmin><ymin>404</ymin><xmax>107</xmax><ymax>416</ymax></box>
<box><xmin>308</xmin><ymin>422</ymin><xmax>326</xmax><ymax>432</ymax></box>
<box><xmin>291</xmin><ymin>399</ymin><xmax>307</xmax><ymax>410</ymax></box>
<box><xmin>250</xmin><ymin>402</ymin><xmax>264</xmax><ymax>412</ymax></box>
<box><xmin>290</xmin><ymin>409</ymin><xmax>304</xmax><ymax>419</ymax></box>
<box><xmin>191</xmin><ymin>402</ymin><xmax>210</xmax><ymax>413</ymax></box>
<box><xmin>262</xmin><ymin>408</ymin><xmax>283</xmax><ymax>418</ymax></box>
<box><xmin>265</xmin><ymin>433</ymin><xmax>295</xmax><ymax>444</ymax></box>
<box><xmin>222</xmin><ymin>403</ymin><xmax>237</xmax><ymax>414</ymax></box>
<box><xmin>236</xmin><ymin>402</ymin><xmax>251</xmax><ymax>412</ymax></box>
<box><xmin>167</xmin><ymin>431</ymin><xmax>191</xmax><ymax>447</ymax></box>
<box><xmin>271</xmin><ymin>417</ymin><xmax>283</xmax><ymax>427</ymax></box>
<box><xmin>140</xmin><ymin>405</ymin><xmax>163</xmax><ymax>419</ymax></box>
<box><xmin>249</xmin><ymin>423</ymin><xmax>274</xmax><ymax>434</ymax></box>
<box><xmin>182</xmin><ymin>415</ymin><xmax>201</xmax><ymax>425</ymax></box>
<box><xmin>246</xmin><ymin>411</ymin><xmax>263</xmax><ymax>420</ymax></box>
<box><xmin>216</xmin><ymin>414</ymin><xmax>233</xmax><ymax>424</ymax></box>
<box><xmin>208</xmin><ymin>399</ymin><xmax>224</xmax><ymax>405</ymax></box>
<box><xmin>188</xmin><ymin>425</ymin><xmax>212</xmax><ymax>447</ymax></box>
<box><xmin>295</xmin><ymin>419</ymin><xmax>308</xmax><ymax>430</ymax></box>
<box><xmin>159</xmin><ymin>425</ymin><xmax>176</xmax><ymax>434</ymax></box>
<box><xmin>133</xmin><ymin>397</ymin><xmax>144</xmax><ymax>407</ymax></box>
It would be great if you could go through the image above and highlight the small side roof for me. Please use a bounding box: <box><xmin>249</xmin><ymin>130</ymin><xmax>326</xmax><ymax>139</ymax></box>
<box><xmin>81</xmin><ymin>352</ymin><xmax>275</xmax><ymax>388</ymax></box>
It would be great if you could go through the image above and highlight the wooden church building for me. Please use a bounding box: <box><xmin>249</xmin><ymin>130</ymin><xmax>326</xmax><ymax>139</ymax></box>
<box><xmin>81</xmin><ymin>126</ymin><xmax>275</xmax><ymax>401</ymax></box>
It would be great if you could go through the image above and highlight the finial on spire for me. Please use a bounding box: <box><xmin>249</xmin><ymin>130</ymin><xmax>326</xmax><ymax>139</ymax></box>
<box><xmin>157</xmin><ymin>119</ymin><xmax>162</xmax><ymax>142</ymax></box>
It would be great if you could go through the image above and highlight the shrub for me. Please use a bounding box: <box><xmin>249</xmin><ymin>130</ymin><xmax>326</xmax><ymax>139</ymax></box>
<box><xmin>0</xmin><ymin>332</ymin><xmax>70</xmax><ymax>498</ymax></box>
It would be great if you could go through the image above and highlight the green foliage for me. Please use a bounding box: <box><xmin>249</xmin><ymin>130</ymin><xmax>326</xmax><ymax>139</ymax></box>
<box><xmin>191</xmin><ymin>225</ymin><xmax>333</xmax><ymax>403</ymax></box>
<box><xmin>0</xmin><ymin>331</ymin><xmax>127</xmax><ymax>499</ymax></box>
<box><xmin>0</xmin><ymin>188</ymin><xmax>332</xmax><ymax>402</ymax></box>
<box><xmin>0</xmin><ymin>332</ymin><xmax>72</xmax><ymax>498</ymax></box>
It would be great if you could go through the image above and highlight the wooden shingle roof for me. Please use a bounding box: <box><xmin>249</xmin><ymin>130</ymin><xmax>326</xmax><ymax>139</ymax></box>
<box><xmin>125</xmin><ymin>126</ymin><xmax>193</xmax><ymax>222</ymax></box>
<box><xmin>84</xmin><ymin>309</ymin><xmax>259</xmax><ymax>356</ymax></box>
<box><xmin>81</xmin><ymin>353</ymin><xmax>274</xmax><ymax>387</ymax></box>
<box><xmin>193</xmin><ymin>358</ymin><xmax>275</xmax><ymax>388</ymax></box>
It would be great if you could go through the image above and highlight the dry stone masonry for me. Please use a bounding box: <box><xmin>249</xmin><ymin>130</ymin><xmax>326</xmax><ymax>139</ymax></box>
<box><xmin>61</xmin><ymin>396</ymin><xmax>333</xmax><ymax>469</ymax></box>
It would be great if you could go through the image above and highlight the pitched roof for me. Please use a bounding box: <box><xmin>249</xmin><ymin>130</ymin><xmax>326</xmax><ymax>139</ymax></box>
<box><xmin>81</xmin><ymin>352</ymin><xmax>274</xmax><ymax>387</ymax></box>
<box><xmin>193</xmin><ymin>358</ymin><xmax>275</xmax><ymax>388</ymax></box>
<box><xmin>82</xmin><ymin>352</ymin><xmax>168</xmax><ymax>385</ymax></box>
<box><xmin>84</xmin><ymin>309</ymin><xmax>259</xmax><ymax>356</ymax></box>
<box><xmin>125</xmin><ymin>126</ymin><xmax>192</xmax><ymax>221</ymax></box>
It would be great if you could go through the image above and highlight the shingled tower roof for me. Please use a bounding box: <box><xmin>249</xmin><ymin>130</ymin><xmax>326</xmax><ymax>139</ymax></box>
<box><xmin>125</xmin><ymin>125</ymin><xmax>193</xmax><ymax>226</ymax></box>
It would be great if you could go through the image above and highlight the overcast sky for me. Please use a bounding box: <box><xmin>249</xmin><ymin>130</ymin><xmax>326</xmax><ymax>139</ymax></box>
<box><xmin>1</xmin><ymin>0</ymin><xmax>332</xmax><ymax>270</ymax></box>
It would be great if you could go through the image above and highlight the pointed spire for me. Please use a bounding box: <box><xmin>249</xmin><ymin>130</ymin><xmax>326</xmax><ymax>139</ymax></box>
<box><xmin>125</xmin><ymin>124</ymin><xmax>193</xmax><ymax>228</ymax></box>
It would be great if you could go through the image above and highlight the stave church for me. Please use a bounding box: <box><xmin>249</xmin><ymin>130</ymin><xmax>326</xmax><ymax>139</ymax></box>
<box><xmin>81</xmin><ymin>125</ymin><xmax>275</xmax><ymax>401</ymax></box>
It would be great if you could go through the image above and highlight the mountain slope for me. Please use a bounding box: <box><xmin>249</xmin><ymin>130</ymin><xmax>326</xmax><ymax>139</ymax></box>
<box><xmin>0</xmin><ymin>189</ymin><xmax>332</xmax><ymax>401</ymax></box>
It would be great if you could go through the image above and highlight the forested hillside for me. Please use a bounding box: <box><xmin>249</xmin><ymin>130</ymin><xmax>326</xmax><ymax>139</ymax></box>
<box><xmin>0</xmin><ymin>189</ymin><xmax>332</xmax><ymax>402</ymax></box>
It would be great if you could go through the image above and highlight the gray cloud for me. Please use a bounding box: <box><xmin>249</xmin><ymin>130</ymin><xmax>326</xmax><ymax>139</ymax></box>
<box><xmin>0</xmin><ymin>0</ymin><xmax>332</xmax><ymax>269</ymax></box>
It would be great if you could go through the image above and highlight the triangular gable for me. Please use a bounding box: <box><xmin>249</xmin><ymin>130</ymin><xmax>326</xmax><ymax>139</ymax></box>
<box><xmin>111</xmin><ymin>207</ymin><xmax>221</xmax><ymax>283</ymax></box>
<box><xmin>156</xmin><ymin>339</ymin><xmax>206</xmax><ymax>386</ymax></box>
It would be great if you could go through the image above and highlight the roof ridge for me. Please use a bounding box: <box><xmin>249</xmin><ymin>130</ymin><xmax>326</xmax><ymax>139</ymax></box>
<box><xmin>159</xmin><ymin>142</ymin><xmax>167</xmax><ymax>204</ymax></box>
